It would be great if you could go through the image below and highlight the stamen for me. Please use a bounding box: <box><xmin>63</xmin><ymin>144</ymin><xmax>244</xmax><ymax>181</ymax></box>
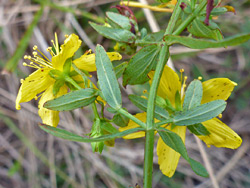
<box><xmin>181</xmin><ymin>76</ymin><xmax>188</xmax><ymax>99</ymax></box>
<box><xmin>23</xmin><ymin>62</ymin><xmax>28</xmax><ymax>66</ymax></box>
<box><xmin>54</xmin><ymin>33</ymin><xmax>60</xmax><ymax>54</ymax></box>
<box><xmin>180</xmin><ymin>68</ymin><xmax>184</xmax><ymax>84</ymax></box>
<box><xmin>84</xmin><ymin>49</ymin><xmax>92</xmax><ymax>55</ymax></box>
<box><xmin>65</xmin><ymin>34</ymin><xmax>69</xmax><ymax>38</ymax></box>
<box><xmin>34</xmin><ymin>96</ymin><xmax>38</xmax><ymax>100</ymax></box>
<box><xmin>218</xmin><ymin>114</ymin><xmax>222</xmax><ymax>118</ymax></box>
<box><xmin>198</xmin><ymin>76</ymin><xmax>202</xmax><ymax>80</ymax></box>
<box><xmin>20</xmin><ymin>79</ymin><xmax>24</xmax><ymax>83</ymax></box>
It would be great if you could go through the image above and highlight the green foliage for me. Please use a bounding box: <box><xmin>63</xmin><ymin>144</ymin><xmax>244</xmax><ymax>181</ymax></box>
<box><xmin>173</xmin><ymin>100</ymin><xmax>226</xmax><ymax>125</ymax></box>
<box><xmin>44</xmin><ymin>88</ymin><xmax>99</xmax><ymax>111</ymax></box>
<box><xmin>129</xmin><ymin>95</ymin><xmax>169</xmax><ymax>120</ymax></box>
<box><xmin>123</xmin><ymin>44</ymin><xmax>161</xmax><ymax>86</ymax></box>
<box><xmin>164</xmin><ymin>33</ymin><xmax>250</xmax><ymax>49</ymax></box>
<box><xmin>39</xmin><ymin>124</ymin><xmax>144</xmax><ymax>143</ymax></box>
<box><xmin>183</xmin><ymin>80</ymin><xmax>203</xmax><ymax>111</ymax></box>
<box><xmin>157</xmin><ymin>127</ymin><xmax>208</xmax><ymax>177</ymax></box>
<box><xmin>95</xmin><ymin>45</ymin><xmax>122</xmax><ymax>110</ymax></box>
<box><xmin>188</xmin><ymin>123</ymin><xmax>210</xmax><ymax>136</ymax></box>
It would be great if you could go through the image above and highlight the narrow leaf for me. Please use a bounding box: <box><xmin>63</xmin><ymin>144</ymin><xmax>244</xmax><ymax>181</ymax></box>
<box><xmin>183</xmin><ymin>80</ymin><xmax>203</xmax><ymax>111</ymax></box>
<box><xmin>95</xmin><ymin>45</ymin><xmax>122</xmax><ymax>109</ymax></box>
<box><xmin>158</xmin><ymin>127</ymin><xmax>208</xmax><ymax>177</ymax></box>
<box><xmin>173</xmin><ymin>100</ymin><xmax>226</xmax><ymax>125</ymax></box>
<box><xmin>39</xmin><ymin>124</ymin><xmax>144</xmax><ymax>142</ymax></box>
<box><xmin>123</xmin><ymin>44</ymin><xmax>161</xmax><ymax>86</ymax></box>
<box><xmin>44</xmin><ymin>88</ymin><xmax>98</xmax><ymax>111</ymax></box>
<box><xmin>164</xmin><ymin>33</ymin><xmax>250</xmax><ymax>49</ymax></box>
<box><xmin>188</xmin><ymin>123</ymin><xmax>210</xmax><ymax>136</ymax></box>
<box><xmin>129</xmin><ymin>95</ymin><xmax>169</xmax><ymax>120</ymax></box>
<box><xmin>90</xmin><ymin>22</ymin><xmax>136</xmax><ymax>43</ymax></box>
<box><xmin>114</xmin><ymin>61</ymin><xmax>128</xmax><ymax>79</ymax></box>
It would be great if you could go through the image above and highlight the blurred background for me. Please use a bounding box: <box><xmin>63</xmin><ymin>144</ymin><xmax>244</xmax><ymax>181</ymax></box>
<box><xmin>0</xmin><ymin>0</ymin><xmax>250</xmax><ymax>187</ymax></box>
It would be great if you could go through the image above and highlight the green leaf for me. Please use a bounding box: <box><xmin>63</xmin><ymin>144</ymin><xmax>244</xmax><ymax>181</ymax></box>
<box><xmin>106</xmin><ymin>12</ymin><xmax>133</xmax><ymax>31</ymax></box>
<box><xmin>187</xmin><ymin>18</ymin><xmax>223</xmax><ymax>40</ymax></box>
<box><xmin>157</xmin><ymin>127</ymin><xmax>208</xmax><ymax>177</ymax></box>
<box><xmin>112</xmin><ymin>112</ymin><xmax>130</xmax><ymax>127</ymax></box>
<box><xmin>95</xmin><ymin>45</ymin><xmax>122</xmax><ymax>110</ymax></box>
<box><xmin>89</xmin><ymin>22</ymin><xmax>136</xmax><ymax>43</ymax></box>
<box><xmin>188</xmin><ymin>123</ymin><xmax>210</xmax><ymax>136</ymax></box>
<box><xmin>164</xmin><ymin>33</ymin><xmax>250</xmax><ymax>49</ymax></box>
<box><xmin>44</xmin><ymin>88</ymin><xmax>98</xmax><ymax>111</ymax></box>
<box><xmin>123</xmin><ymin>44</ymin><xmax>161</xmax><ymax>86</ymax></box>
<box><xmin>138</xmin><ymin>30</ymin><xmax>165</xmax><ymax>45</ymax></box>
<box><xmin>39</xmin><ymin>123</ymin><xmax>144</xmax><ymax>142</ymax></box>
<box><xmin>183</xmin><ymin>80</ymin><xmax>203</xmax><ymax>111</ymax></box>
<box><xmin>129</xmin><ymin>95</ymin><xmax>169</xmax><ymax>120</ymax></box>
<box><xmin>114</xmin><ymin>61</ymin><xmax>128</xmax><ymax>79</ymax></box>
<box><xmin>173</xmin><ymin>100</ymin><xmax>226</xmax><ymax>125</ymax></box>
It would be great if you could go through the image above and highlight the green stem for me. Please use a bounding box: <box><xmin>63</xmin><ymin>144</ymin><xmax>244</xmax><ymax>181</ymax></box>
<box><xmin>92</xmin><ymin>102</ymin><xmax>100</xmax><ymax>119</ymax></box>
<box><xmin>65</xmin><ymin>76</ymin><xmax>82</xmax><ymax>90</ymax></box>
<box><xmin>143</xmin><ymin>129</ymin><xmax>155</xmax><ymax>188</ymax></box>
<box><xmin>117</xmin><ymin>108</ymin><xmax>146</xmax><ymax>128</ymax></box>
<box><xmin>173</xmin><ymin>0</ymin><xmax>207</xmax><ymax>35</ymax></box>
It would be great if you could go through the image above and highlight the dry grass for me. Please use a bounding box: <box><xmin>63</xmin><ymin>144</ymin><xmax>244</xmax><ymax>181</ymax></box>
<box><xmin>0</xmin><ymin>0</ymin><xmax>250</xmax><ymax>187</ymax></box>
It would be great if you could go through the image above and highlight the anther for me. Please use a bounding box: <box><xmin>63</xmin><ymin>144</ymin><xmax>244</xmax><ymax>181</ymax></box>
<box><xmin>65</xmin><ymin>34</ymin><xmax>69</xmax><ymax>38</ymax></box>
<box><xmin>23</xmin><ymin>62</ymin><xmax>27</xmax><ymax>66</ymax></box>
<box><xmin>143</xmin><ymin>90</ymin><xmax>147</xmax><ymax>94</ymax></box>
<box><xmin>198</xmin><ymin>76</ymin><xmax>202</xmax><ymax>80</ymax></box>
<box><xmin>218</xmin><ymin>114</ymin><xmax>222</xmax><ymax>118</ymax></box>
<box><xmin>180</xmin><ymin>69</ymin><xmax>184</xmax><ymax>73</ymax></box>
<box><xmin>20</xmin><ymin>79</ymin><xmax>24</xmax><ymax>83</ymax></box>
<box><xmin>33</xmin><ymin>52</ymin><xmax>38</xmax><ymax>56</ymax></box>
<box><xmin>33</xmin><ymin>45</ymin><xmax>38</xmax><ymax>50</ymax></box>
<box><xmin>34</xmin><ymin>96</ymin><xmax>38</xmax><ymax>100</ymax></box>
<box><xmin>24</xmin><ymin>55</ymin><xmax>28</xmax><ymax>59</ymax></box>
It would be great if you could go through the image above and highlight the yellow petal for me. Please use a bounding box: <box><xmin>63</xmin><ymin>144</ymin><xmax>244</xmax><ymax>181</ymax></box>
<box><xmin>38</xmin><ymin>85</ymin><xmax>68</xmax><ymax>127</ymax></box>
<box><xmin>199</xmin><ymin>118</ymin><xmax>242</xmax><ymax>149</ymax></box>
<box><xmin>149</xmin><ymin>65</ymin><xmax>181</xmax><ymax>107</ymax></box>
<box><xmin>119</xmin><ymin>112</ymin><xmax>147</xmax><ymax>139</ymax></box>
<box><xmin>157</xmin><ymin>126</ymin><xmax>186</xmax><ymax>177</ymax></box>
<box><xmin>52</xmin><ymin>34</ymin><xmax>82</xmax><ymax>71</ymax></box>
<box><xmin>73</xmin><ymin>52</ymin><xmax>122</xmax><ymax>72</ymax></box>
<box><xmin>16</xmin><ymin>68</ymin><xmax>53</xmax><ymax>110</ymax></box>
<box><xmin>201</xmin><ymin>78</ymin><xmax>237</xmax><ymax>104</ymax></box>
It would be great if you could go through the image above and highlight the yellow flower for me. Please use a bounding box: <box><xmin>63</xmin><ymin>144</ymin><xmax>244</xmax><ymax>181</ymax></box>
<box><xmin>120</xmin><ymin>65</ymin><xmax>242</xmax><ymax>177</ymax></box>
<box><xmin>16</xmin><ymin>33</ymin><xmax>121</xmax><ymax>127</ymax></box>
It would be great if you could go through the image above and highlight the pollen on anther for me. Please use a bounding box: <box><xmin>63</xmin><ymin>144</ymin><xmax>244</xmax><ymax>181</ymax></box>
<box><xmin>20</xmin><ymin>79</ymin><xmax>24</xmax><ymax>83</ymax></box>
<box><xmin>65</xmin><ymin>34</ymin><xmax>69</xmax><ymax>38</ymax></box>
<box><xmin>24</xmin><ymin>55</ymin><xmax>28</xmax><ymax>59</ymax></box>
<box><xmin>218</xmin><ymin>114</ymin><xmax>222</xmax><ymax>118</ymax></box>
<box><xmin>180</xmin><ymin>69</ymin><xmax>184</xmax><ymax>73</ymax></box>
<box><xmin>198</xmin><ymin>76</ymin><xmax>202</xmax><ymax>80</ymax></box>
<box><xmin>34</xmin><ymin>96</ymin><xmax>38</xmax><ymax>100</ymax></box>
<box><xmin>33</xmin><ymin>45</ymin><xmax>38</xmax><ymax>50</ymax></box>
<box><xmin>33</xmin><ymin>52</ymin><xmax>38</xmax><ymax>56</ymax></box>
<box><xmin>23</xmin><ymin>62</ymin><xmax>28</xmax><ymax>66</ymax></box>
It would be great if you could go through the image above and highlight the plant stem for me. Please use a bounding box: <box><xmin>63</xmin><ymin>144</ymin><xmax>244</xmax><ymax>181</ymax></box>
<box><xmin>143</xmin><ymin>45</ymin><xmax>169</xmax><ymax>187</ymax></box>
<box><xmin>173</xmin><ymin>0</ymin><xmax>207</xmax><ymax>35</ymax></box>
<box><xmin>143</xmin><ymin>129</ymin><xmax>155</xmax><ymax>187</ymax></box>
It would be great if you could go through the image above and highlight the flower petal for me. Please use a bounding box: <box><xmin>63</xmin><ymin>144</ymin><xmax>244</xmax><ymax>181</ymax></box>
<box><xmin>149</xmin><ymin>65</ymin><xmax>181</xmax><ymax>107</ymax></box>
<box><xmin>52</xmin><ymin>34</ymin><xmax>82</xmax><ymax>70</ymax></box>
<box><xmin>157</xmin><ymin>126</ymin><xmax>186</xmax><ymax>177</ymax></box>
<box><xmin>38</xmin><ymin>84</ymin><xmax>68</xmax><ymax>127</ymax></box>
<box><xmin>119</xmin><ymin>112</ymin><xmax>147</xmax><ymax>139</ymax></box>
<box><xmin>16</xmin><ymin>68</ymin><xmax>53</xmax><ymax>110</ymax></box>
<box><xmin>201</xmin><ymin>78</ymin><xmax>237</xmax><ymax>104</ymax></box>
<box><xmin>73</xmin><ymin>52</ymin><xmax>122</xmax><ymax>72</ymax></box>
<box><xmin>199</xmin><ymin>118</ymin><xmax>242</xmax><ymax>149</ymax></box>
